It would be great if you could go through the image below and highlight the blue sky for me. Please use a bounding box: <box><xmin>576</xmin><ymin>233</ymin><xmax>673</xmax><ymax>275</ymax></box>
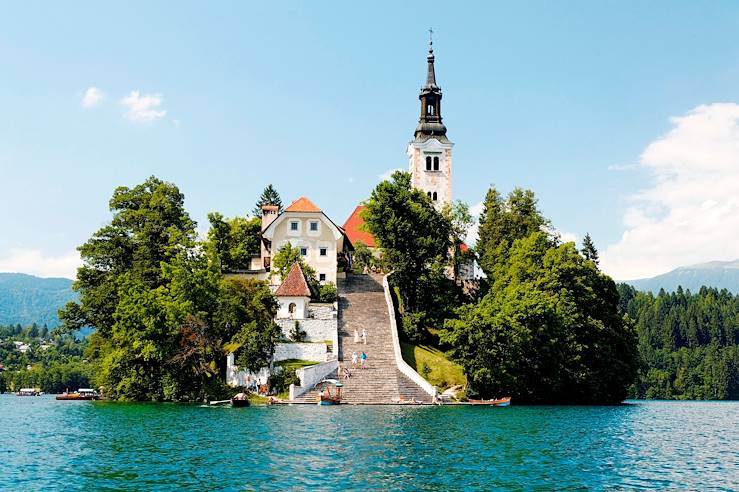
<box><xmin>2</xmin><ymin>1</ymin><xmax>739</xmax><ymax>279</ymax></box>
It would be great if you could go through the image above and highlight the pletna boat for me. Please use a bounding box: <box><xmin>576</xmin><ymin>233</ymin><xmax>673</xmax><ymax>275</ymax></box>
<box><xmin>56</xmin><ymin>388</ymin><xmax>100</xmax><ymax>401</ymax></box>
<box><xmin>231</xmin><ymin>393</ymin><xmax>250</xmax><ymax>407</ymax></box>
<box><xmin>316</xmin><ymin>379</ymin><xmax>343</xmax><ymax>405</ymax></box>
<box><xmin>16</xmin><ymin>388</ymin><xmax>40</xmax><ymax>396</ymax></box>
<box><xmin>468</xmin><ymin>396</ymin><xmax>511</xmax><ymax>406</ymax></box>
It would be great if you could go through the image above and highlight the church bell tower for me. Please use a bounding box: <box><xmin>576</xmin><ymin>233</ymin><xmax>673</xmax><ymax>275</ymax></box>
<box><xmin>407</xmin><ymin>30</ymin><xmax>454</xmax><ymax>208</ymax></box>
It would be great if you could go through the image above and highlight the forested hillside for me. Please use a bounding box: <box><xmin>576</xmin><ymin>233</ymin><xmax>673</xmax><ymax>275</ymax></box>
<box><xmin>0</xmin><ymin>273</ymin><xmax>75</xmax><ymax>327</ymax></box>
<box><xmin>618</xmin><ymin>284</ymin><xmax>739</xmax><ymax>399</ymax></box>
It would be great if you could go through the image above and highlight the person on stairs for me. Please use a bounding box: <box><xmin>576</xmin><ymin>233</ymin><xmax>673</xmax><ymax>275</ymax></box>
<box><xmin>354</xmin><ymin>328</ymin><xmax>359</xmax><ymax>344</ymax></box>
<box><xmin>360</xmin><ymin>351</ymin><xmax>367</xmax><ymax>369</ymax></box>
<box><xmin>362</xmin><ymin>328</ymin><xmax>368</xmax><ymax>345</ymax></box>
<box><xmin>351</xmin><ymin>351</ymin><xmax>358</xmax><ymax>368</ymax></box>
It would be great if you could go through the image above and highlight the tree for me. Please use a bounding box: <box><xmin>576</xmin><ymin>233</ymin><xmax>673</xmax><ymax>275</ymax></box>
<box><xmin>352</xmin><ymin>241</ymin><xmax>375</xmax><ymax>274</ymax></box>
<box><xmin>442</xmin><ymin>200</ymin><xmax>475</xmax><ymax>280</ymax></box>
<box><xmin>581</xmin><ymin>233</ymin><xmax>600</xmax><ymax>265</ymax></box>
<box><xmin>252</xmin><ymin>184</ymin><xmax>283</xmax><ymax>217</ymax></box>
<box><xmin>60</xmin><ymin>176</ymin><xmax>197</xmax><ymax>337</ymax></box>
<box><xmin>443</xmin><ymin>232</ymin><xmax>637</xmax><ymax>404</ymax></box>
<box><xmin>272</xmin><ymin>243</ymin><xmax>317</xmax><ymax>285</ymax></box>
<box><xmin>476</xmin><ymin>186</ymin><xmax>550</xmax><ymax>279</ymax></box>
<box><xmin>363</xmin><ymin>171</ymin><xmax>452</xmax><ymax>315</ymax></box>
<box><xmin>206</xmin><ymin>213</ymin><xmax>261</xmax><ymax>272</ymax></box>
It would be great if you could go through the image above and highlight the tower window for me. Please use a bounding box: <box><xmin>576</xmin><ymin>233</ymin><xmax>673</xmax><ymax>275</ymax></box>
<box><xmin>427</xmin><ymin>104</ymin><xmax>434</xmax><ymax>115</ymax></box>
<box><xmin>425</xmin><ymin>156</ymin><xmax>432</xmax><ymax>171</ymax></box>
<box><xmin>432</xmin><ymin>192</ymin><xmax>438</xmax><ymax>201</ymax></box>
<box><xmin>433</xmin><ymin>156</ymin><xmax>439</xmax><ymax>171</ymax></box>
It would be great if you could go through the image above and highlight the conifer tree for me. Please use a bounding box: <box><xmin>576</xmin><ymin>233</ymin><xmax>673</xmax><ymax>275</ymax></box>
<box><xmin>581</xmin><ymin>232</ymin><xmax>600</xmax><ymax>265</ymax></box>
<box><xmin>252</xmin><ymin>184</ymin><xmax>283</xmax><ymax>216</ymax></box>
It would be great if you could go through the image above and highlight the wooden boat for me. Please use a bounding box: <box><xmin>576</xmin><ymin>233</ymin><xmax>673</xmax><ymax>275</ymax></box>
<box><xmin>231</xmin><ymin>393</ymin><xmax>250</xmax><ymax>407</ymax></box>
<box><xmin>468</xmin><ymin>396</ymin><xmax>512</xmax><ymax>407</ymax></box>
<box><xmin>316</xmin><ymin>379</ymin><xmax>343</xmax><ymax>406</ymax></box>
<box><xmin>56</xmin><ymin>388</ymin><xmax>100</xmax><ymax>401</ymax></box>
<box><xmin>16</xmin><ymin>388</ymin><xmax>40</xmax><ymax>396</ymax></box>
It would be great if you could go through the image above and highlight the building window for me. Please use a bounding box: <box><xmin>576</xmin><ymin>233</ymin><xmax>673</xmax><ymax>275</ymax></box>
<box><xmin>433</xmin><ymin>156</ymin><xmax>439</xmax><ymax>171</ymax></box>
<box><xmin>300</xmin><ymin>247</ymin><xmax>308</xmax><ymax>256</ymax></box>
<box><xmin>425</xmin><ymin>156</ymin><xmax>432</xmax><ymax>171</ymax></box>
<box><xmin>290</xmin><ymin>221</ymin><xmax>299</xmax><ymax>231</ymax></box>
<box><xmin>432</xmin><ymin>192</ymin><xmax>438</xmax><ymax>201</ymax></box>
<box><xmin>319</xmin><ymin>247</ymin><xmax>327</xmax><ymax>256</ymax></box>
<box><xmin>319</xmin><ymin>273</ymin><xmax>326</xmax><ymax>282</ymax></box>
<box><xmin>427</xmin><ymin>192</ymin><xmax>432</xmax><ymax>199</ymax></box>
<box><xmin>427</xmin><ymin>104</ymin><xmax>434</xmax><ymax>115</ymax></box>
<box><xmin>310</xmin><ymin>221</ymin><xmax>318</xmax><ymax>231</ymax></box>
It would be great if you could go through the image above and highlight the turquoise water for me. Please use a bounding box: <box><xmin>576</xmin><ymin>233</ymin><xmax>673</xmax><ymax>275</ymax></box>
<box><xmin>1</xmin><ymin>396</ymin><xmax>737</xmax><ymax>490</ymax></box>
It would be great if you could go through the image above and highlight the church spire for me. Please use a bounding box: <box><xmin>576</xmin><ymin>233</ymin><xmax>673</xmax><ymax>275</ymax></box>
<box><xmin>425</xmin><ymin>28</ymin><xmax>438</xmax><ymax>89</ymax></box>
<box><xmin>415</xmin><ymin>29</ymin><xmax>448</xmax><ymax>142</ymax></box>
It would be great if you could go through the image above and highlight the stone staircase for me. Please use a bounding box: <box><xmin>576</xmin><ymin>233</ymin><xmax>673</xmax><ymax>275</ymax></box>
<box><xmin>335</xmin><ymin>273</ymin><xmax>432</xmax><ymax>404</ymax></box>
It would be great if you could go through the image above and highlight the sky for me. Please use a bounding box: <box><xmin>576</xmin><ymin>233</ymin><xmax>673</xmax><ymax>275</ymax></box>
<box><xmin>2</xmin><ymin>1</ymin><xmax>739</xmax><ymax>281</ymax></box>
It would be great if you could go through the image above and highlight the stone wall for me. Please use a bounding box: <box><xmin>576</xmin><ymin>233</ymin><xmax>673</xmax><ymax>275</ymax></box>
<box><xmin>226</xmin><ymin>353</ymin><xmax>271</xmax><ymax>387</ymax></box>
<box><xmin>277</xmin><ymin>318</ymin><xmax>336</xmax><ymax>343</ymax></box>
<box><xmin>289</xmin><ymin>360</ymin><xmax>339</xmax><ymax>400</ymax></box>
<box><xmin>273</xmin><ymin>342</ymin><xmax>330</xmax><ymax>362</ymax></box>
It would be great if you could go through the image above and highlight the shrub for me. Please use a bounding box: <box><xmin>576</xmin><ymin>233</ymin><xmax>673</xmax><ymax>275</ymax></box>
<box><xmin>289</xmin><ymin>321</ymin><xmax>307</xmax><ymax>342</ymax></box>
<box><xmin>318</xmin><ymin>283</ymin><xmax>338</xmax><ymax>303</ymax></box>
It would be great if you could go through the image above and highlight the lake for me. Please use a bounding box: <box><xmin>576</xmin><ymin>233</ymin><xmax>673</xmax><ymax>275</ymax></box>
<box><xmin>1</xmin><ymin>396</ymin><xmax>737</xmax><ymax>490</ymax></box>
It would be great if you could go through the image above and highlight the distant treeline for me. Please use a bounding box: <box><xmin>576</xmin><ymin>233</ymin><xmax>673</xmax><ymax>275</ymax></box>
<box><xmin>618</xmin><ymin>285</ymin><xmax>739</xmax><ymax>400</ymax></box>
<box><xmin>0</xmin><ymin>324</ymin><xmax>91</xmax><ymax>394</ymax></box>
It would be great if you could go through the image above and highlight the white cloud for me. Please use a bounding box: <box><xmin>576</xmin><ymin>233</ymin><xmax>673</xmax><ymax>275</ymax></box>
<box><xmin>120</xmin><ymin>90</ymin><xmax>166</xmax><ymax>123</ymax></box>
<box><xmin>558</xmin><ymin>231</ymin><xmax>578</xmax><ymax>244</ymax></box>
<box><xmin>81</xmin><ymin>87</ymin><xmax>105</xmax><ymax>108</ymax></box>
<box><xmin>378</xmin><ymin>168</ymin><xmax>403</xmax><ymax>182</ymax></box>
<box><xmin>601</xmin><ymin>103</ymin><xmax>739</xmax><ymax>280</ymax></box>
<box><xmin>0</xmin><ymin>249</ymin><xmax>81</xmax><ymax>279</ymax></box>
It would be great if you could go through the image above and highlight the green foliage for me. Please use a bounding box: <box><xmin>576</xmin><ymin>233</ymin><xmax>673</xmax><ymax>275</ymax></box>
<box><xmin>443</xmin><ymin>231</ymin><xmax>637</xmax><ymax>404</ymax></box>
<box><xmin>252</xmin><ymin>184</ymin><xmax>283</xmax><ymax>217</ymax></box>
<box><xmin>352</xmin><ymin>241</ymin><xmax>375</xmax><ymax>274</ymax></box>
<box><xmin>581</xmin><ymin>233</ymin><xmax>599</xmax><ymax>265</ymax></box>
<box><xmin>317</xmin><ymin>283</ymin><xmax>338</xmax><ymax>303</ymax></box>
<box><xmin>363</xmin><ymin>171</ymin><xmax>462</xmax><ymax>340</ymax></box>
<box><xmin>0</xmin><ymin>327</ymin><xmax>92</xmax><ymax>393</ymax></box>
<box><xmin>272</xmin><ymin>243</ymin><xmax>317</xmax><ymax>284</ymax></box>
<box><xmin>289</xmin><ymin>321</ymin><xmax>307</xmax><ymax>342</ymax></box>
<box><xmin>476</xmin><ymin>186</ymin><xmax>550</xmax><ymax>279</ymax></box>
<box><xmin>206</xmin><ymin>213</ymin><xmax>261</xmax><ymax>272</ymax></box>
<box><xmin>619</xmin><ymin>283</ymin><xmax>739</xmax><ymax>399</ymax></box>
<box><xmin>56</xmin><ymin>177</ymin><xmax>280</xmax><ymax>401</ymax></box>
<box><xmin>442</xmin><ymin>201</ymin><xmax>475</xmax><ymax>279</ymax></box>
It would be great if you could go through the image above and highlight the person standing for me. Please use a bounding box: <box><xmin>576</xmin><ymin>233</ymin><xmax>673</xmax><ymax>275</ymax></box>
<box><xmin>351</xmin><ymin>351</ymin><xmax>358</xmax><ymax>368</ymax></box>
<box><xmin>354</xmin><ymin>328</ymin><xmax>359</xmax><ymax>344</ymax></box>
<box><xmin>361</xmin><ymin>351</ymin><xmax>367</xmax><ymax>369</ymax></box>
<box><xmin>362</xmin><ymin>328</ymin><xmax>368</xmax><ymax>345</ymax></box>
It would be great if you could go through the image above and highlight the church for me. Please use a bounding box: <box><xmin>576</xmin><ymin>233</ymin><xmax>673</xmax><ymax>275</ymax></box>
<box><xmin>227</xmin><ymin>37</ymin><xmax>472</xmax><ymax>396</ymax></box>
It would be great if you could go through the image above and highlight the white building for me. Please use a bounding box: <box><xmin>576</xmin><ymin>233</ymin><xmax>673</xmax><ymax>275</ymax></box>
<box><xmin>260</xmin><ymin>196</ymin><xmax>351</xmax><ymax>287</ymax></box>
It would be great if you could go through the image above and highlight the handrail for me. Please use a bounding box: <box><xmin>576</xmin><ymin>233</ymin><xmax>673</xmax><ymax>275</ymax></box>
<box><xmin>382</xmin><ymin>272</ymin><xmax>437</xmax><ymax>398</ymax></box>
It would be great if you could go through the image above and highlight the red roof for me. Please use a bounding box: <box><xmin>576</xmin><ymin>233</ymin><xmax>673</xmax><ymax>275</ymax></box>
<box><xmin>275</xmin><ymin>263</ymin><xmax>312</xmax><ymax>297</ymax></box>
<box><xmin>460</xmin><ymin>242</ymin><xmax>470</xmax><ymax>253</ymax></box>
<box><xmin>285</xmin><ymin>196</ymin><xmax>321</xmax><ymax>213</ymax></box>
<box><xmin>343</xmin><ymin>205</ymin><xmax>376</xmax><ymax>248</ymax></box>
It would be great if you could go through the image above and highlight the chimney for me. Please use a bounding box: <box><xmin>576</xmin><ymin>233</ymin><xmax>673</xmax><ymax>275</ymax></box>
<box><xmin>261</xmin><ymin>205</ymin><xmax>279</xmax><ymax>231</ymax></box>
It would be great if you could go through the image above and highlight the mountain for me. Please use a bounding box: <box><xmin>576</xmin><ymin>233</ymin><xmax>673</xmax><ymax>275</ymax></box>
<box><xmin>0</xmin><ymin>273</ymin><xmax>76</xmax><ymax>328</ymax></box>
<box><xmin>625</xmin><ymin>260</ymin><xmax>739</xmax><ymax>294</ymax></box>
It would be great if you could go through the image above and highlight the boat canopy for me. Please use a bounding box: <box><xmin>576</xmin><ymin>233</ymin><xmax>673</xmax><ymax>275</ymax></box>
<box><xmin>19</xmin><ymin>388</ymin><xmax>36</xmax><ymax>392</ymax></box>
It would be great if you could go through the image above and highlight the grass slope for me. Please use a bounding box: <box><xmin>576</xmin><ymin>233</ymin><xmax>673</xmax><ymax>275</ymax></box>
<box><xmin>400</xmin><ymin>341</ymin><xmax>466</xmax><ymax>390</ymax></box>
